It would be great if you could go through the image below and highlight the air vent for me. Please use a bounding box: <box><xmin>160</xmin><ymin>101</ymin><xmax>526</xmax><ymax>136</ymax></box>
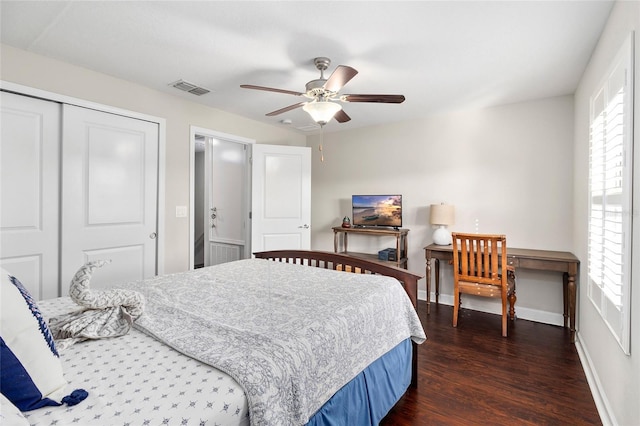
<box><xmin>188</xmin><ymin>86</ymin><xmax>210</xmax><ymax>96</ymax></box>
<box><xmin>169</xmin><ymin>79</ymin><xmax>211</xmax><ymax>96</ymax></box>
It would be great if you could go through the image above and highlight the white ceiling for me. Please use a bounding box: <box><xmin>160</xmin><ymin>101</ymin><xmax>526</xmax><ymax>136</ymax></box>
<box><xmin>0</xmin><ymin>1</ymin><xmax>614</xmax><ymax>134</ymax></box>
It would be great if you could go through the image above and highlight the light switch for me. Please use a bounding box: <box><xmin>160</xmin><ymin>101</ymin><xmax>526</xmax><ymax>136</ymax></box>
<box><xmin>175</xmin><ymin>206</ymin><xmax>187</xmax><ymax>218</ymax></box>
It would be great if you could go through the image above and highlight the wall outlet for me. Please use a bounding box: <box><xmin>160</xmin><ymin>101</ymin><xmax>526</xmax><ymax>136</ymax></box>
<box><xmin>176</xmin><ymin>206</ymin><xmax>187</xmax><ymax>218</ymax></box>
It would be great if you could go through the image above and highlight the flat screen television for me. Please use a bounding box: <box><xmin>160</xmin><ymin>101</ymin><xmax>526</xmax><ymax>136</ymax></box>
<box><xmin>352</xmin><ymin>195</ymin><xmax>402</xmax><ymax>228</ymax></box>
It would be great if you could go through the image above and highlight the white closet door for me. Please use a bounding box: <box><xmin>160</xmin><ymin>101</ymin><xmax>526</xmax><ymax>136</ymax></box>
<box><xmin>0</xmin><ymin>92</ymin><xmax>61</xmax><ymax>300</ymax></box>
<box><xmin>61</xmin><ymin>105</ymin><xmax>159</xmax><ymax>293</ymax></box>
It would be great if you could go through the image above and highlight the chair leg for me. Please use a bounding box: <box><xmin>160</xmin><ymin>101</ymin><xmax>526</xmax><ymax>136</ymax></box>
<box><xmin>453</xmin><ymin>292</ymin><xmax>459</xmax><ymax>328</ymax></box>
<box><xmin>501</xmin><ymin>300</ymin><xmax>508</xmax><ymax>337</ymax></box>
<box><xmin>508</xmin><ymin>291</ymin><xmax>517</xmax><ymax>320</ymax></box>
<box><xmin>508</xmin><ymin>269</ymin><xmax>517</xmax><ymax>320</ymax></box>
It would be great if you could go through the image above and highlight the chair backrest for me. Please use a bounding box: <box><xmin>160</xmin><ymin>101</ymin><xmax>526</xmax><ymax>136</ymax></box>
<box><xmin>451</xmin><ymin>233</ymin><xmax>507</xmax><ymax>288</ymax></box>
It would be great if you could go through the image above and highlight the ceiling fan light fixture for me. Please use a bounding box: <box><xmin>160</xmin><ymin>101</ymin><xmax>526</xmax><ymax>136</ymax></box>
<box><xmin>303</xmin><ymin>101</ymin><xmax>342</xmax><ymax>125</ymax></box>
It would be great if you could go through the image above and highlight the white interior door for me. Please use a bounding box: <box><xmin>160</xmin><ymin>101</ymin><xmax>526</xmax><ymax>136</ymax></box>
<box><xmin>60</xmin><ymin>105</ymin><xmax>159</xmax><ymax>293</ymax></box>
<box><xmin>204</xmin><ymin>137</ymin><xmax>249</xmax><ymax>266</ymax></box>
<box><xmin>251</xmin><ymin>144</ymin><xmax>311</xmax><ymax>253</ymax></box>
<box><xmin>0</xmin><ymin>92</ymin><xmax>61</xmax><ymax>300</ymax></box>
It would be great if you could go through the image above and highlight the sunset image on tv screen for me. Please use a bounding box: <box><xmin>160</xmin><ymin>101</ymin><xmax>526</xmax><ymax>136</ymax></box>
<box><xmin>352</xmin><ymin>195</ymin><xmax>402</xmax><ymax>227</ymax></box>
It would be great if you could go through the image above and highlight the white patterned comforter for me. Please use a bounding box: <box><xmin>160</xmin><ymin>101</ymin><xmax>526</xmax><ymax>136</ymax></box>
<box><xmin>117</xmin><ymin>258</ymin><xmax>426</xmax><ymax>426</ymax></box>
<box><xmin>26</xmin><ymin>297</ymin><xmax>249</xmax><ymax>426</ymax></box>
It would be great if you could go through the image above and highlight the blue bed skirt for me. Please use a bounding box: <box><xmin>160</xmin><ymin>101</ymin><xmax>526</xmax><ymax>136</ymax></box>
<box><xmin>306</xmin><ymin>338</ymin><xmax>412</xmax><ymax>426</ymax></box>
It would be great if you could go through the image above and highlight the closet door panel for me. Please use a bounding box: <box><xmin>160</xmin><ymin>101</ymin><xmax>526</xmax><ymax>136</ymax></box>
<box><xmin>61</xmin><ymin>105</ymin><xmax>159</xmax><ymax>293</ymax></box>
<box><xmin>86</xmin><ymin>125</ymin><xmax>146</xmax><ymax>224</ymax></box>
<box><xmin>0</xmin><ymin>92</ymin><xmax>61</xmax><ymax>299</ymax></box>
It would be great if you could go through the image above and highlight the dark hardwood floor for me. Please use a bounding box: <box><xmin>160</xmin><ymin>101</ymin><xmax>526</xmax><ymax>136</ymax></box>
<box><xmin>381</xmin><ymin>301</ymin><xmax>601</xmax><ymax>425</ymax></box>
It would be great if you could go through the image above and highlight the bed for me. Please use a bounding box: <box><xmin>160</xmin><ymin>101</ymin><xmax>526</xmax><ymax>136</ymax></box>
<box><xmin>1</xmin><ymin>250</ymin><xmax>426</xmax><ymax>426</ymax></box>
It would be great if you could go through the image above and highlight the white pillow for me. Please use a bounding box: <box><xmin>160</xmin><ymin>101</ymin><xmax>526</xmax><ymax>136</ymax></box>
<box><xmin>0</xmin><ymin>268</ymin><xmax>87</xmax><ymax>411</ymax></box>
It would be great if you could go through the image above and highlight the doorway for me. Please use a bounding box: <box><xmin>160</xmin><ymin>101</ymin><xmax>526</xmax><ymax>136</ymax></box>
<box><xmin>190</xmin><ymin>127</ymin><xmax>254</xmax><ymax>270</ymax></box>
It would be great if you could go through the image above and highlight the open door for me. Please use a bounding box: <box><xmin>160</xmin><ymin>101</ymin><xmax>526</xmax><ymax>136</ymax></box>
<box><xmin>190</xmin><ymin>127</ymin><xmax>253</xmax><ymax>270</ymax></box>
<box><xmin>251</xmin><ymin>144</ymin><xmax>311</xmax><ymax>253</ymax></box>
<box><xmin>203</xmin><ymin>137</ymin><xmax>250</xmax><ymax>266</ymax></box>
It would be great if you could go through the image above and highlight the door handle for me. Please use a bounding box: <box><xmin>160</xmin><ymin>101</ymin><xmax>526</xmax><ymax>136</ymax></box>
<box><xmin>211</xmin><ymin>207</ymin><xmax>217</xmax><ymax>228</ymax></box>
<box><xmin>298</xmin><ymin>224</ymin><xmax>310</xmax><ymax>229</ymax></box>
<box><xmin>149</xmin><ymin>232</ymin><xmax>157</xmax><ymax>239</ymax></box>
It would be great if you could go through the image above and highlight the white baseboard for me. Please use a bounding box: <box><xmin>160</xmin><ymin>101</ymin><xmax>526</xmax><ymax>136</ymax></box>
<box><xmin>418</xmin><ymin>291</ymin><xmax>564</xmax><ymax>326</ymax></box>
<box><xmin>575</xmin><ymin>334</ymin><xmax>615</xmax><ymax>426</ymax></box>
<box><xmin>418</xmin><ymin>289</ymin><xmax>428</xmax><ymax>303</ymax></box>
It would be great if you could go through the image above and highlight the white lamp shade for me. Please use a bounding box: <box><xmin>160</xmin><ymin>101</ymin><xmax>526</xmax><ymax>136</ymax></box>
<box><xmin>303</xmin><ymin>101</ymin><xmax>342</xmax><ymax>124</ymax></box>
<box><xmin>429</xmin><ymin>204</ymin><xmax>455</xmax><ymax>226</ymax></box>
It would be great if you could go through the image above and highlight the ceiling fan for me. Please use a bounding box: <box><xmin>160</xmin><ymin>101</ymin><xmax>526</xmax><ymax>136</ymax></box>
<box><xmin>240</xmin><ymin>57</ymin><xmax>405</xmax><ymax>125</ymax></box>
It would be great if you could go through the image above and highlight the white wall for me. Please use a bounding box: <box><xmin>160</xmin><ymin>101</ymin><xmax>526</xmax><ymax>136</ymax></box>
<box><xmin>573</xmin><ymin>2</ymin><xmax>640</xmax><ymax>425</ymax></box>
<box><xmin>0</xmin><ymin>44</ymin><xmax>306</xmax><ymax>274</ymax></box>
<box><xmin>309</xmin><ymin>95</ymin><xmax>574</xmax><ymax>324</ymax></box>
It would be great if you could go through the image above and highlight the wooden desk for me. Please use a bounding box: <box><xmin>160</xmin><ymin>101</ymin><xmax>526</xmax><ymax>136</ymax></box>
<box><xmin>424</xmin><ymin>244</ymin><xmax>580</xmax><ymax>342</ymax></box>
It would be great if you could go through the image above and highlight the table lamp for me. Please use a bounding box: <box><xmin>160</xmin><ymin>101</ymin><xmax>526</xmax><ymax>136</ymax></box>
<box><xmin>430</xmin><ymin>204</ymin><xmax>455</xmax><ymax>245</ymax></box>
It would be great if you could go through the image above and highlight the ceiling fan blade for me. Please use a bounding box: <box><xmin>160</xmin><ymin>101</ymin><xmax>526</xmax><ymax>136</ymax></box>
<box><xmin>240</xmin><ymin>84</ymin><xmax>303</xmax><ymax>97</ymax></box>
<box><xmin>265</xmin><ymin>102</ymin><xmax>306</xmax><ymax>116</ymax></box>
<box><xmin>323</xmin><ymin>65</ymin><xmax>358</xmax><ymax>92</ymax></box>
<box><xmin>334</xmin><ymin>109</ymin><xmax>351</xmax><ymax>123</ymax></box>
<box><xmin>342</xmin><ymin>94</ymin><xmax>406</xmax><ymax>103</ymax></box>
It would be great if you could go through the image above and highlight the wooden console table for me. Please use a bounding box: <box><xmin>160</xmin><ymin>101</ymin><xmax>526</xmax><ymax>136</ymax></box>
<box><xmin>333</xmin><ymin>227</ymin><xmax>409</xmax><ymax>269</ymax></box>
<box><xmin>424</xmin><ymin>244</ymin><xmax>580</xmax><ymax>342</ymax></box>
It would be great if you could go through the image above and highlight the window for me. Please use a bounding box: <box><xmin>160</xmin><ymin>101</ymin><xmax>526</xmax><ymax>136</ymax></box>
<box><xmin>587</xmin><ymin>33</ymin><xmax>634</xmax><ymax>354</ymax></box>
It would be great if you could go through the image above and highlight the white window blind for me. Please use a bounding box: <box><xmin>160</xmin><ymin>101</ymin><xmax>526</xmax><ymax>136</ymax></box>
<box><xmin>587</xmin><ymin>33</ymin><xmax>633</xmax><ymax>355</ymax></box>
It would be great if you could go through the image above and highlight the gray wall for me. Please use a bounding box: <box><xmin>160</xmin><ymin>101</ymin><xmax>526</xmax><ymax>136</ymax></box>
<box><xmin>310</xmin><ymin>95</ymin><xmax>574</xmax><ymax>326</ymax></box>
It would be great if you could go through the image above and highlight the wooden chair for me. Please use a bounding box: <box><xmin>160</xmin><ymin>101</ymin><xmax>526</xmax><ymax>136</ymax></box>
<box><xmin>451</xmin><ymin>232</ymin><xmax>516</xmax><ymax>337</ymax></box>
